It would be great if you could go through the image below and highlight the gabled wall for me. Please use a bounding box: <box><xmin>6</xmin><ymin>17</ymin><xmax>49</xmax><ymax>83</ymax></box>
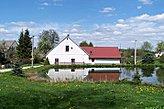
<box><xmin>46</xmin><ymin>37</ymin><xmax>90</xmax><ymax>65</ymax></box>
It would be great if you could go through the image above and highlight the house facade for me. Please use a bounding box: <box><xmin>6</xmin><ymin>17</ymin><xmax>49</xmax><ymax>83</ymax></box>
<box><xmin>46</xmin><ymin>36</ymin><xmax>121</xmax><ymax>65</ymax></box>
<box><xmin>0</xmin><ymin>40</ymin><xmax>17</xmax><ymax>59</ymax></box>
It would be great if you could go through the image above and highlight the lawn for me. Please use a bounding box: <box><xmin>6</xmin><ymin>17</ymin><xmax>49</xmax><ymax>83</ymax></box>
<box><xmin>0</xmin><ymin>73</ymin><xmax>164</xmax><ymax>109</ymax></box>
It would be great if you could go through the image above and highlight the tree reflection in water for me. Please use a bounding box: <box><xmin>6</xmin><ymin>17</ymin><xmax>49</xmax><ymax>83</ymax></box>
<box><xmin>141</xmin><ymin>67</ymin><xmax>154</xmax><ymax>77</ymax></box>
<box><xmin>156</xmin><ymin>68</ymin><xmax>164</xmax><ymax>84</ymax></box>
<box><xmin>132</xmin><ymin>68</ymin><xmax>141</xmax><ymax>84</ymax></box>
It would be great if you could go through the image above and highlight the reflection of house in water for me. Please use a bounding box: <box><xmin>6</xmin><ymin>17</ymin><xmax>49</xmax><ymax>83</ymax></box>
<box><xmin>47</xmin><ymin>69</ymin><xmax>89</xmax><ymax>82</ymax></box>
<box><xmin>47</xmin><ymin>68</ymin><xmax>121</xmax><ymax>82</ymax></box>
<box><xmin>87</xmin><ymin>68</ymin><xmax>121</xmax><ymax>81</ymax></box>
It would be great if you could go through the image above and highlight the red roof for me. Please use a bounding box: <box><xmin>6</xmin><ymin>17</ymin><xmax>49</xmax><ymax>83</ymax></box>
<box><xmin>81</xmin><ymin>47</ymin><xmax>121</xmax><ymax>59</ymax></box>
<box><xmin>87</xmin><ymin>73</ymin><xmax>120</xmax><ymax>81</ymax></box>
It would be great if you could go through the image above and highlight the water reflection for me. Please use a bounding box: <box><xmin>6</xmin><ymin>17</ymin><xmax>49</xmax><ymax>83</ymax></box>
<box><xmin>46</xmin><ymin>67</ymin><xmax>164</xmax><ymax>84</ymax></box>
<box><xmin>156</xmin><ymin>68</ymin><xmax>164</xmax><ymax>83</ymax></box>
<box><xmin>87</xmin><ymin>68</ymin><xmax>120</xmax><ymax>81</ymax></box>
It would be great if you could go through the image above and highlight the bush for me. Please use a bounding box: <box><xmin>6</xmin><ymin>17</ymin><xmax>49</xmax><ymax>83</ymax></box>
<box><xmin>142</xmin><ymin>53</ymin><xmax>154</xmax><ymax>64</ymax></box>
<box><xmin>12</xmin><ymin>61</ymin><xmax>23</xmax><ymax>77</ymax></box>
<box><xmin>159</xmin><ymin>54</ymin><xmax>164</xmax><ymax>63</ymax></box>
<box><xmin>44</xmin><ymin>58</ymin><xmax>50</xmax><ymax>65</ymax></box>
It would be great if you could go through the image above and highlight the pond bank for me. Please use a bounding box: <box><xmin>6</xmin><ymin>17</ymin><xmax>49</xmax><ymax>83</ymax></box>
<box><xmin>0</xmin><ymin>74</ymin><xmax>163</xmax><ymax>109</ymax></box>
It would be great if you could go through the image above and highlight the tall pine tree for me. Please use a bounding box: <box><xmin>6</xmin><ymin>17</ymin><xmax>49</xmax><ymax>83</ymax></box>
<box><xmin>17</xmin><ymin>29</ymin><xmax>32</xmax><ymax>60</ymax></box>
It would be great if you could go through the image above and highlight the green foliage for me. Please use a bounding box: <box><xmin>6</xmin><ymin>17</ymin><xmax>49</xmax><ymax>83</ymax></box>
<box><xmin>79</xmin><ymin>41</ymin><xmax>94</xmax><ymax>47</ymax></box>
<box><xmin>156</xmin><ymin>41</ymin><xmax>164</xmax><ymax>52</ymax></box>
<box><xmin>0</xmin><ymin>52</ymin><xmax>6</xmax><ymax>65</ymax></box>
<box><xmin>141</xmin><ymin>67</ymin><xmax>154</xmax><ymax>77</ymax></box>
<box><xmin>159</xmin><ymin>54</ymin><xmax>164</xmax><ymax>63</ymax></box>
<box><xmin>142</xmin><ymin>53</ymin><xmax>155</xmax><ymax>64</ymax></box>
<box><xmin>141</xmin><ymin>41</ymin><xmax>153</xmax><ymax>52</ymax></box>
<box><xmin>38</xmin><ymin>29</ymin><xmax>59</xmax><ymax>56</ymax></box>
<box><xmin>89</xmin><ymin>42</ymin><xmax>93</xmax><ymax>47</ymax></box>
<box><xmin>12</xmin><ymin>61</ymin><xmax>23</xmax><ymax>77</ymax></box>
<box><xmin>0</xmin><ymin>74</ymin><xmax>164</xmax><ymax>109</ymax></box>
<box><xmin>17</xmin><ymin>29</ymin><xmax>32</xmax><ymax>60</ymax></box>
<box><xmin>156</xmin><ymin>68</ymin><xmax>164</xmax><ymax>83</ymax></box>
<box><xmin>79</xmin><ymin>41</ymin><xmax>89</xmax><ymax>46</ymax></box>
<box><xmin>44</xmin><ymin>58</ymin><xmax>50</xmax><ymax>65</ymax></box>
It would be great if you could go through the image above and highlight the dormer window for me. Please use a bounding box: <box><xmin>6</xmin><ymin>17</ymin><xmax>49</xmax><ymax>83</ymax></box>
<box><xmin>66</xmin><ymin>46</ymin><xmax>69</xmax><ymax>52</ymax></box>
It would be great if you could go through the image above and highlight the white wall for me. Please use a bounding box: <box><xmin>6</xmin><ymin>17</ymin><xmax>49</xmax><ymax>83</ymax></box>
<box><xmin>91</xmin><ymin>59</ymin><xmax>120</xmax><ymax>64</ymax></box>
<box><xmin>46</xmin><ymin>37</ymin><xmax>90</xmax><ymax>65</ymax></box>
<box><xmin>47</xmin><ymin>68</ymin><xmax>89</xmax><ymax>82</ymax></box>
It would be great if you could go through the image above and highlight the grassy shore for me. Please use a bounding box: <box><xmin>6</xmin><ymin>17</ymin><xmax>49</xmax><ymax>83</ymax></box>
<box><xmin>0</xmin><ymin>73</ymin><xmax>164</xmax><ymax>109</ymax></box>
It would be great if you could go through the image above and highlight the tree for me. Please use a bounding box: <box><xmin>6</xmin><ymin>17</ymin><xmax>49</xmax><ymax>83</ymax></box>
<box><xmin>89</xmin><ymin>42</ymin><xmax>93</xmax><ymax>47</ymax></box>
<box><xmin>38</xmin><ymin>29</ymin><xmax>59</xmax><ymax>56</ymax></box>
<box><xmin>159</xmin><ymin>54</ymin><xmax>164</xmax><ymax>63</ymax></box>
<box><xmin>12</xmin><ymin>61</ymin><xmax>23</xmax><ymax>77</ymax></box>
<box><xmin>79</xmin><ymin>41</ymin><xmax>88</xmax><ymax>47</ymax></box>
<box><xmin>79</xmin><ymin>41</ymin><xmax>94</xmax><ymax>47</ymax></box>
<box><xmin>156</xmin><ymin>41</ymin><xmax>164</xmax><ymax>52</ymax></box>
<box><xmin>17</xmin><ymin>29</ymin><xmax>32</xmax><ymax>60</ymax></box>
<box><xmin>141</xmin><ymin>41</ymin><xmax>153</xmax><ymax>52</ymax></box>
<box><xmin>0</xmin><ymin>51</ymin><xmax>6</xmax><ymax>65</ymax></box>
<box><xmin>142</xmin><ymin>53</ymin><xmax>154</xmax><ymax>64</ymax></box>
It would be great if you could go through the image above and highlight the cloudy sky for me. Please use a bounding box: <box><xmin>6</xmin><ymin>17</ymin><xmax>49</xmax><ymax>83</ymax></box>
<box><xmin>0</xmin><ymin>0</ymin><xmax>164</xmax><ymax>48</ymax></box>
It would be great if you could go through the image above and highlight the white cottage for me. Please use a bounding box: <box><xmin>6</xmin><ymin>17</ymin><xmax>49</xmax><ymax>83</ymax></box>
<box><xmin>46</xmin><ymin>36</ymin><xmax>90</xmax><ymax>65</ymax></box>
<box><xmin>46</xmin><ymin>36</ymin><xmax>121</xmax><ymax>65</ymax></box>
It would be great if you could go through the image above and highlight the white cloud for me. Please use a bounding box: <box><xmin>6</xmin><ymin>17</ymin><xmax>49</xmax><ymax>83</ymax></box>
<box><xmin>0</xmin><ymin>28</ymin><xmax>8</xmax><ymax>33</ymax></box>
<box><xmin>10</xmin><ymin>21</ymin><xmax>35</xmax><ymax>26</ymax></box>
<box><xmin>137</xmin><ymin>6</ymin><xmax>142</xmax><ymax>9</ymax></box>
<box><xmin>99</xmin><ymin>7</ymin><xmax>115</xmax><ymax>13</ymax></box>
<box><xmin>113</xmin><ymin>31</ymin><xmax>122</xmax><ymax>35</ymax></box>
<box><xmin>0</xmin><ymin>24</ymin><xmax>4</xmax><ymax>27</ymax></box>
<box><xmin>41</xmin><ymin>2</ymin><xmax>49</xmax><ymax>6</ymax></box>
<box><xmin>139</xmin><ymin>0</ymin><xmax>153</xmax><ymax>4</ymax></box>
<box><xmin>40</xmin><ymin>0</ymin><xmax>63</xmax><ymax>8</ymax></box>
<box><xmin>0</xmin><ymin>13</ymin><xmax>164</xmax><ymax>48</ymax></box>
<box><xmin>135</xmin><ymin>13</ymin><xmax>164</xmax><ymax>22</ymax></box>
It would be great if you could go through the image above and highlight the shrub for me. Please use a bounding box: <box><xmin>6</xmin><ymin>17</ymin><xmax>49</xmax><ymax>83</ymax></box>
<box><xmin>12</xmin><ymin>61</ymin><xmax>23</xmax><ymax>77</ymax></box>
<box><xmin>142</xmin><ymin>53</ymin><xmax>154</xmax><ymax>64</ymax></box>
<box><xmin>44</xmin><ymin>58</ymin><xmax>50</xmax><ymax>65</ymax></box>
<box><xmin>159</xmin><ymin>54</ymin><xmax>164</xmax><ymax>63</ymax></box>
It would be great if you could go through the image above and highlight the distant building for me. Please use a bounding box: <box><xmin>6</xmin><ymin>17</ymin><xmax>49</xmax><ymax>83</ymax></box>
<box><xmin>155</xmin><ymin>51</ymin><xmax>164</xmax><ymax>57</ymax></box>
<box><xmin>46</xmin><ymin>36</ymin><xmax>121</xmax><ymax>65</ymax></box>
<box><xmin>0</xmin><ymin>40</ymin><xmax>17</xmax><ymax>59</ymax></box>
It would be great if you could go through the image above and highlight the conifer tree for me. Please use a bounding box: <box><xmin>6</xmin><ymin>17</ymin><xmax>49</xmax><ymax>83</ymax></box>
<box><xmin>17</xmin><ymin>29</ymin><xmax>32</xmax><ymax>60</ymax></box>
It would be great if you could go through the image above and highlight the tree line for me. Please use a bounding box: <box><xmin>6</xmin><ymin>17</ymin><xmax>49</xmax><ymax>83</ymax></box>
<box><xmin>0</xmin><ymin>29</ymin><xmax>163</xmax><ymax>66</ymax></box>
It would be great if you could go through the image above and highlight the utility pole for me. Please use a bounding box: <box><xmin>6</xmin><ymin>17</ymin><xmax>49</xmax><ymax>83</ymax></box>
<box><xmin>31</xmin><ymin>36</ymin><xmax>34</xmax><ymax>68</ymax></box>
<box><xmin>134</xmin><ymin>40</ymin><xmax>137</xmax><ymax>65</ymax></box>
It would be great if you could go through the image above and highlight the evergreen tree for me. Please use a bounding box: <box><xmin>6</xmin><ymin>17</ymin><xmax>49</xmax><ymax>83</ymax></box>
<box><xmin>89</xmin><ymin>42</ymin><xmax>93</xmax><ymax>47</ymax></box>
<box><xmin>17</xmin><ymin>29</ymin><xmax>32</xmax><ymax>60</ymax></box>
<box><xmin>79</xmin><ymin>41</ymin><xmax>88</xmax><ymax>47</ymax></box>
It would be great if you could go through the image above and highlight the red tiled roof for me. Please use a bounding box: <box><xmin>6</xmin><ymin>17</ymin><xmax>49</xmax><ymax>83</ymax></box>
<box><xmin>81</xmin><ymin>47</ymin><xmax>121</xmax><ymax>59</ymax></box>
<box><xmin>87</xmin><ymin>73</ymin><xmax>120</xmax><ymax>81</ymax></box>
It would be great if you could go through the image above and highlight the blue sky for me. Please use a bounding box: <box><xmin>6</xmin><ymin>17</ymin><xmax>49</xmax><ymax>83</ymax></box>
<box><xmin>0</xmin><ymin>0</ymin><xmax>164</xmax><ymax>48</ymax></box>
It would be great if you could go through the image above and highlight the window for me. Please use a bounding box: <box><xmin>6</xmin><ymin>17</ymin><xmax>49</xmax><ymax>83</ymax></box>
<box><xmin>71</xmin><ymin>59</ymin><xmax>75</xmax><ymax>64</ymax></box>
<box><xmin>71</xmin><ymin>69</ymin><xmax>75</xmax><ymax>72</ymax></box>
<box><xmin>66</xmin><ymin>46</ymin><xmax>69</xmax><ymax>52</ymax></box>
<box><xmin>55</xmin><ymin>58</ymin><xmax>59</xmax><ymax>65</ymax></box>
<box><xmin>55</xmin><ymin>69</ymin><xmax>59</xmax><ymax>72</ymax></box>
<box><xmin>92</xmin><ymin>59</ymin><xmax>94</xmax><ymax>62</ymax></box>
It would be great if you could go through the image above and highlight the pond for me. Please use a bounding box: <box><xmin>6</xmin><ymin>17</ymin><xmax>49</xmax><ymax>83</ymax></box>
<box><xmin>43</xmin><ymin>67</ymin><xmax>164</xmax><ymax>84</ymax></box>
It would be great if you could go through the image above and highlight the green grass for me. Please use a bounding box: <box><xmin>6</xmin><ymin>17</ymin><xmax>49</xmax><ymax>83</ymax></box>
<box><xmin>0</xmin><ymin>73</ymin><xmax>164</xmax><ymax>109</ymax></box>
